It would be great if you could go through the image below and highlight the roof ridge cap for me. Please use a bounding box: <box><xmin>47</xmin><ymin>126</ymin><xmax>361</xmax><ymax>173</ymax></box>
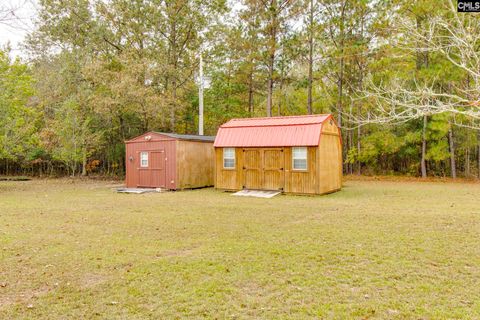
<box><xmin>220</xmin><ymin>122</ymin><xmax>324</xmax><ymax>128</ymax></box>
<box><xmin>152</xmin><ymin>131</ymin><xmax>215</xmax><ymax>137</ymax></box>
<box><xmin>228</xmin><ymin>114</ymin><xmax>331</xmax><ymax>122</ymax></box>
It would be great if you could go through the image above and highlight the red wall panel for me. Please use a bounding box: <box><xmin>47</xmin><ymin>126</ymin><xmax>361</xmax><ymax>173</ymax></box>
<box><xmin>125</xmin><ymin>134</ymin><xmax>177</xmax><ymax>189</ymax></box>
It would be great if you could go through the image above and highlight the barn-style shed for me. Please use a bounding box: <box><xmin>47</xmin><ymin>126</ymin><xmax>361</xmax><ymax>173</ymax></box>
<box><xmin>214</xmin><ymin>114</ymin><xmax>342</xmax><ymax>195</ymax></box>
<box><xmin>125</xmin><ymin>132</ymin><xmax>215</xmax><ymax>189</ymax></box>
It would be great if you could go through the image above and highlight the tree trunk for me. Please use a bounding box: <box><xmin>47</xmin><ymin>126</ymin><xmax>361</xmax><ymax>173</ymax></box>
<box><xmin>248</xmin><ymin>70</ymin><xmax>254</xmax><ymax>115</ymax></box>
<box><xmin>170</xmin><ymin>14</ymin><xmax>177</xmax><ymax>130</ymax></box>
<box><xmin>266</xmin><ymin>4</ymin><xmax>277</xmax><ymax>117</ymax></box>
<box><xmin>278</xmin><ymin>79</ymin><xmax>283</xmax><ymax>116</ymax></box>
<box><xmin>347</xmin><ymin>104</ymin><xmax>353</xmax><ymax>174</ymax></box>
<box><xmin>476</xmin><ymin>130</ymin><xmax>480</xmax><ymax>179</ymax></box>
<box><xmin>357</xmin><ymin>124</ymin><xmax>361</xmax><ymax>175</ymax></box>
<box><xmin>71</xmin><ymin>161</ymin><xmax>76</xmax><ymax>177</ymax></box>
<box><xmin>337</xmin><ymin>56</ymin><xmax>344</xmax><ymax>128</ymax></box>
<box><xmin>267</xmin><ymin>59</ymin><xmax>274</xmax><ymax>117</ymax></box>
<box><xmin>477</xmin><ymin>130</ymin><xmax>480</xmax><ymax>179</ymax></box>
<box><xmin>338</xmin><ymin>54</ymin><xmax>345</xmax><ymax>173</ymax></box>
<box><xmin>336</xmin><ymin>1</ymin><xmax>347</xmax><ymax>129</ymax></box>
<box><xmin>277</xmin><ymin>61</ymin><xmax>285</xmax><ymax>116</ymax></box>
<box><xmin>421</xmin><ymin>115</ymin><xmax>427</xmax><ymax>178</ymax></box>
<box><xmin>465</xmin><ymin>147</ymin><xmax>470</xmax><ymax>177</ymax></box>
<box><xmin>448</xmin><ymin>124</ymin><xmax>456</xmax><ymax>179</ymax></box>
<box><xmin>349</xmin><ymin>129</ymin><xmax>354</xmax><ymax>174</ymax></box>
<box><xmin>171</xmin><ymin>87</ymin><xmax>176</xmax><ymax>130</ymax></box>
<box><xmin>307</xmin><ymin>0</ymin><xmax>314</xmax><ymax>115</ymax></box>
<box><xmin>81</xmin><ymin>146</ymin><xmax>87</xmax><ymax>176</ymax></box>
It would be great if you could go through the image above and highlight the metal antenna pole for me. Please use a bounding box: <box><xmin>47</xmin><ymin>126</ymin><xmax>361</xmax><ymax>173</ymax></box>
<box><xmin>199</xmin><ymin>54</ymin><xmax>204</xmax><ymax>136</ymax></box>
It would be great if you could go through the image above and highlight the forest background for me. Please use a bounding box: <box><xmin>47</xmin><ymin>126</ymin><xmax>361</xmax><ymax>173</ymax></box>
<box><xmin>1</xmin><ymin>0</ymin><xmax>479</xmax><ymax>178</ymax></box>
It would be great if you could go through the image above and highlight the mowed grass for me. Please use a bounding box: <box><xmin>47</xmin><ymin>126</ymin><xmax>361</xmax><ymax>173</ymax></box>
<box><xmin>1</xmin><ymin>179</ymin><xmax>480</xmax><ymax>319</ymax></box>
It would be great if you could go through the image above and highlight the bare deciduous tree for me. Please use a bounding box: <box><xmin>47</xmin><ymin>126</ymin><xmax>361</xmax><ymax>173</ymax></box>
<box><xmin>355</xmin><ymin>2</ymin><xmax>480</xmax><ymax>129</ymax></box>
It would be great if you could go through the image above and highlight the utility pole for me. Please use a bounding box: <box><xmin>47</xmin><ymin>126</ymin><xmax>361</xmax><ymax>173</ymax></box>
<box><xmin>198</xmin><ymin>54</ymin><xmax>204</xmax><ymax>136</ymax></box>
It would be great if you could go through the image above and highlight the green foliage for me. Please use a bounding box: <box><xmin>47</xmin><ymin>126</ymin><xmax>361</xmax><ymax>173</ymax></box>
<box><xmin>425</xmin><ymin>114</ymin><xmax>450</xmax><ymax>162</ymax></box>
<box><xmin>355</xmin><ymin>130</ymin><xmax>403</xmax><ymax>165</ymax></box>
<box><xmin>0</xmin><ymin>49</ymin><xmax>38</xmax><ymax>162</ymax></box>
<box><xmin>1</xmin><ymin>0</ymin><xmax>479</xmax><ymax>178</ymax></box>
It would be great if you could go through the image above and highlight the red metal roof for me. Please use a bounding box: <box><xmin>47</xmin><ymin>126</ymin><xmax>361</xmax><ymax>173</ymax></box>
<box><xmin>214</xmin><ymin>114</ymin><xmax>333</xmax><ymax>147</ymax></box>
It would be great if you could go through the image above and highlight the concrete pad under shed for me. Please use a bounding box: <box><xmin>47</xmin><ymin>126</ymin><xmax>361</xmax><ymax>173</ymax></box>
<box><xmin>116</xmin><ymin>188</ymin><xmax>164</xmax><ymax>194</ymax></box>
<box><xmin>232</xmin><ymin>190</ymin><xmax>281</xmax><ymax>198</ymax></box>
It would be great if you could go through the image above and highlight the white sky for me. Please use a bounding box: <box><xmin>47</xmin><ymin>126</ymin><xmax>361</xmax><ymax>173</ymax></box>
<box><xmin>0</xmin><ymin>0</ymin><xmax>38</xmax><ymax>58</ymax></box>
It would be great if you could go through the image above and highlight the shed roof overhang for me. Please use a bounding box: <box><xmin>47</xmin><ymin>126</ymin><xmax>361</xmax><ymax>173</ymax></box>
<box><xmin>125</xmin><ymin>131</ymin><xmax>215</xmax><ymax>144</ymax></box>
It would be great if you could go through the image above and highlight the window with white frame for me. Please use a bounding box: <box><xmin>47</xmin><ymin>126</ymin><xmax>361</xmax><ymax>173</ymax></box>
<box><xmin>140</xmin><ymin>152</ymin><xmax>149</xmax><ymax>167</ymax></box>
<box><xmin>292</xmin><ymin>147</ymin><xmax>307</xmax><ymax>170</ymax></box>
<box><xmin>223</xmin><ymin>148</ymin><xmax>235</xmax><ymax>169</ymax></box>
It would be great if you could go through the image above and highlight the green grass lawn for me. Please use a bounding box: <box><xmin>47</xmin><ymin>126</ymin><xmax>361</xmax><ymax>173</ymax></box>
<box><xmin>1</xmin><ymin>179</ymin><xmax>480</xmax><ymax>319</ymax></box>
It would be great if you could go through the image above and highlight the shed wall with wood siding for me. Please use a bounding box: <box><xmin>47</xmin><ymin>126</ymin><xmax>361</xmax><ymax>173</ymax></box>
<box><xmin>176</xmin><ymin>140</ymin><xmax>215</xmax><ymax>189</ymax></box>
<box><xmin>318</xmin><ymin>121</ymin><xmax>343</xmax><ymax>194</ymax></box>
<box><xmin>125</xmin><ymin>132</ymin><xmax>215</xmax><ymax>190</ymax></box>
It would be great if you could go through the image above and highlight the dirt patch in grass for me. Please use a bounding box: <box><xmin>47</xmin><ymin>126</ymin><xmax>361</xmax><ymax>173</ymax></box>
<box><xmin>156</xmin><ymin>247</ymin><xmax>197</xmax><ymax>258</ymax></box>
<box><xmin>0</xmin><ymin>284</ymin><xmax>50</xmax><ymax>311</ymax></box>
<box><xmin>80</xmin><ymin>273</ymin><xmax>109</xmax><ymax>289</ymax></box>
<box><xmin>237</xmin><ymin>280</ymin><xmax>271</xmax><ymax>299</ymax></box>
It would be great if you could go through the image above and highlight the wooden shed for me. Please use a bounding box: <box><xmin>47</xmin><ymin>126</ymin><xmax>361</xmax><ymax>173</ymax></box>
<box><xmin>125</xmin><ymin>132</ymin><xmax>215</xmax><ymax>189</ymax></box>
<box><xmin>213</xmin><ymin>114</ymin><xmax>342</xmax><ymax>195</ymax></box>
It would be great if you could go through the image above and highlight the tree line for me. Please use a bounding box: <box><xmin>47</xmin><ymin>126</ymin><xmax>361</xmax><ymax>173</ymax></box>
<box><xmin>1</xmin><ymin>0</ymin><xmax>480</xmax><ymax>178</ymax></box>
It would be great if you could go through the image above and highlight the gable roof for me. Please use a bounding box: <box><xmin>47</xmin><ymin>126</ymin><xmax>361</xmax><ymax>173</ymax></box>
<box><xmin>214</xmin><ymin>114</ymin><xmax>334</xmax><ymax>147</ymax></box>
<box><xmin>126</xmin><ymin>131</ymin><xmax>215</xmax><ymax>143</ymax></box>
<box><xmin>154</xmin><ymin>132</ymin><xmax>215</xmax><ymax>142</ymax></box>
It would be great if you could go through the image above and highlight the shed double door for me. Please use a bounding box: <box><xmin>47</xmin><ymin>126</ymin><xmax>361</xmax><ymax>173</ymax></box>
<box><xmin>243</xmin><ymin>148</ymin><xmax>284</xmax><ymax>191</ymax></box>
<box><xmin>138</xmin><ymin>150</ymin><xmax>166</xmax><ymax>188</ymax></box>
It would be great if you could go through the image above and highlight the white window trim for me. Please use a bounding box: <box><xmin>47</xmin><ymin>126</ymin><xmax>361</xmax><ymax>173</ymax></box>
<box><xmin>223</xmin><ymin>148</ymin><xmax>235</xmax><ymax>169</ymax></box>
<box><xmin>140</xmin><ymin>151</ymin><xmax>149</xmax><ymax>168</ymax></box>
<box><xmin>292</xmin><ymin>147</ymin><xmax>308</xmax><ymax>171</ymax></box>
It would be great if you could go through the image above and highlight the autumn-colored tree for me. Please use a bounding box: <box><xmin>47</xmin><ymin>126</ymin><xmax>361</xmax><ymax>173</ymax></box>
<box><xmin>1</xmin><ymin>0</ymin><xmax>480</xmax><ymax>178</ymax></box>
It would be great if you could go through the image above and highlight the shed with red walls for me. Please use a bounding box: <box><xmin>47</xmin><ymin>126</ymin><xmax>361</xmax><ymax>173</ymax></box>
<box><xmin>125</xmin><ymin>132</ymin><xmax>215</xmax><ymax>189</ymax></box>
<box><xmin>214</xmin><ymin>114</ymin><xmax>342</xmax><ymax>195</ymax></box>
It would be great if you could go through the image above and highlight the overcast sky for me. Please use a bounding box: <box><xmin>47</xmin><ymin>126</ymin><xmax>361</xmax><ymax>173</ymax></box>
<box><xmin>0</xmin><ymin>0</ymin><xmax>38</xmax><ymax>58</ymax></box>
